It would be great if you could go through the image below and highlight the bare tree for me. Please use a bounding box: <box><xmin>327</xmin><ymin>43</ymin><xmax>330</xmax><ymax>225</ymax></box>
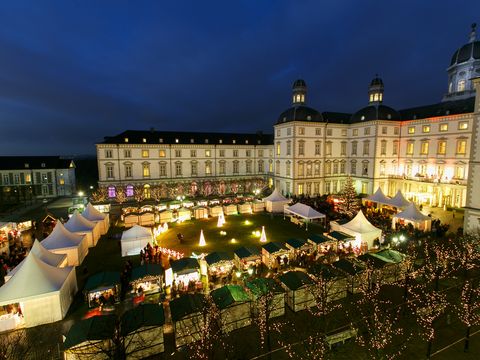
<box><xmin>0</xmin><ymin>328</ymin><xmax>32</xmax><ymax>360</ymax></box>
<box><xmin>133</xmin><ymin>185</ymin><xmax>144</xmax><ymax>204</ymax></box>
<box><xmin>91</xmin><ymin>187</ymin><xmax>108</xmax><ymax>203</ymax></box>
<box><xmin>457</xmin><ymin>280</ymin><xmax>480</xmax><ymax>352</ymax></box>
<box><xmin>150</xmin><ymin>186</ymin><xmax>162</xmax><ymax>203</ymax></box>
<box><xmin>115</xmin><ymin>187</ymin><xmax>127</xmax><ymax>205</ymax></box>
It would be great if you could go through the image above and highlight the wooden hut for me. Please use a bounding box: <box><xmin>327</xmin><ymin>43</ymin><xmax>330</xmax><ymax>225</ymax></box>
<box><xmin>211</xmin><ymin>285</ymin><xmax>251</xmax><ymax>333</ymax></box>
<box><xmin>233</xmin><ymin>246</ymin><xmax>261</xmax><ymax>270</ymax></box>
<box><xmin>308</xmin><ymin>263</ymin><xmax>347</xmax><ymax>301</ymax></box>
<box><xmin>84</xmin><ymin>272</ymin><xmax>120</xmax><ymax>308</ymax></box>
<box><xmin>261</xmin><ymin>242</ymin><xmax>289</xmax><ymax>269</ymax></box>
<box><xmin>205</xmin><ymin>252</ymin><xmax>234</xmax><ymax>278</ymax></box>
<box><xmin>130</xmin><ymin>264</ymin><xmax>164</xmax><ymax>295</ymax></box>
<box><xmin>285</xmin><ymin>238</ymin><xmax>313</xmax><ymax>260</ymax></box>
<box><xmin>238</xmin><ymin>202</ymin><xmax>253</xmax><ymax>214</ymax></box>
<box><xmin>177</xmin><ymin>208</ymin><xmax>192</xmax><ymax>222</ymax></box>
<box><xmin>246</xmin><ymin>278</ymin><xmax>285</xmax><ymax>318</ymax></box>
<box><xmin>223</xmin><ymin>204</ymin><xmax>238</xmax><ymax>215</ymax></box>
<box><xmin>159</xmin><ymin>210</ymin><xmax>173</xmax><ymax>224</ymax></box>
<box><xmin>209</xmin><ymin>205</ymin><xmax>223</xmax><ymax>217</ymax></box>
<box><xmin>252</xmin><ymin>201</ymin><xmax>265</xmax><ymax>213</ymax></box>
<box><xmin>170</xmin><ymin>293</ymin><xmax>206</xmax><ymax>348</ymax></box>
<box><xmin>193</xmin><ymin>206</ymin><xmax>209</xmax><ymax>219</ymax></box>
<box><xmin>332</xmin><ymin>259</ymin><xmax>367</xmax><ymax>294</ymax></box>
<box><xmin>278</xmin><ymin>271</ymin><xmax>315</xmax><ymax>312</ymax></box>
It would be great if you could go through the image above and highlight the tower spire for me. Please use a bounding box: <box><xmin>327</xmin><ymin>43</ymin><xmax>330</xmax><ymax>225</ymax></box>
<box><xmin>469</xmin><ymin>23</ymin><xmax>477</xmax><ymax>43</ymax></box>
<box><xmin>368</xmin><ymin>75</ymin><xmax>384</xmax><ymax>105</ymax></box>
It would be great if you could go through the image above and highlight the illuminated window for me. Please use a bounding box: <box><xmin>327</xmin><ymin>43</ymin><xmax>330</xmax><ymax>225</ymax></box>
<box><xmin>142</xmin><ymin>150</ymin><xmax>149</xmax><ymax>158</ymax></box>
<box><xmin>406</xmin><ymin>142</ymin><xmax>414</xmax><ymax>155</ymax></box>
<box><xmin>59</xmin><ymin>178</ymin><xmax>65</xmax><ymax>185</ymax></box>
<box><xmin>175</xmin><ymin>150</ymin><xmax>181</xmax><ymax>157</ymax></box>
<box><xmin>408</xmin><ymin>127</ymin><xmax>415</xmax><ymax>134</ymax></box>
<box><xmin>159</xmin><ymin>163</ymin><xmax>167</xmax><ymax>176</ymax></box>
<box><xmin>458</xmin><ymin>80</ymin><xmax>466</xmax><ymax>92</ymax></box>
<box><xmin>393</xmin><ymin>140</ymin><xmax>398</xmax><ymax>155</ymax></box>
<box><xmin>142</xmin><ymin>163</ymin><xmax>150</xmax><ymax>177</ymax></box>
<box><xmin>380</xmin><ymin>140</ymin><xmax>387</xmax><ymax>155</ymax></box>
<box><xmin>439</xmin><ymin>123</ymin><xmax>448</xmax><ymax>132</ymax></box>
<box><xmin>456</xmin><ymin>140</ymin><xmax>467</xmax><ymax>154</ymax></box>
<box><xmin>379</xmin><ymin>162</ymin><xmax>385</xmax><ymax>176</ymax></box>
<box><xmin>287</xmin><ymin>141</ymin><xmax>291</xmax><ymax>155</ymax></box>
<box><xmin>419</xmin><ymin>164</ymin><xmax>427</xmax><ymax>176</ymax></box>
<box><xmin>126</xmin><ymin>185</ymin><xmax>134</xmax><ymax>197</ymax></box>
<box><xmin>361</xmin><ymin>182</ymin><xmax>368</xmax><ymax>194</ymax></box>
<box><xmin>353</xmin><ymin>129</ymin><xmax>358</xmax><ymax>136</ymax></box>
<box><xmin>276</xmin><ymin>142</ymin><xmax>281</xmax><ymax>156</ymax></box>
<box><xmin>298</xmin><ymin>162</ymin><xmax>304</xmax><ymax>176</ymax></box>
<box><xmin>143</xmin><ymin>184</ymin><xmax>151</xmax><ymax>199</ymax></box>
<box><xmin>124</xmin><ymin>138</ymin><xmax>129</xmax><ymax>143</ymax></box>
<box><xmin>298</xmin><ymin>141</ymin><xmax>305</xmax><ymax>155</ymax></box>
<box><xmin>233</xmin><ymin>150</ymin><xmax>239</xmax><ymax>157</ymax></box>
<box><xmin>269</xmin><ymin>160</ymin><xmax>273</xmax><ymax>172</ymax></box>
<box><xmin>455</xmin><ymin>165</ymin><xmax>465</xmax><ymax>179</ymax></box>
<box><xmin>421</xmin><ymin>141</ymin><xmax>429</xmax><ymax>155</ymax></box>
<box><xmin>159</xmin><ymin>150</ymin><xmax>166</xmax><ymax>157</ymax></box>
<box><xmin>191</xmin><ymin>163</ymin><xmax>198</xmax><ymax>176</ymax></box>
<box><xmin>437</xmin><ymin>141</ymin><xmax>447</xmax><ymax>155</ymax></box>
<box><xmin>108</xmin><ymin>186</ymin><xmax>116</xmax><ymax>198</ymax></box>
<box><xmin>423</xmin><ymin>125</ymin><xmax>430</xmax><ymax>133</ymax></box>
<box><xmin>341</xmin><ymin>142</ymin><xmax>347</xmax><ymax>156</ymax></box>
<box><xmin>406</xmin><ymin>164</ymin><xmax>412</xmax><ymax>176</ymax></box>
<box><xmin>297</xmin><ymin>184</ymin><xmax>303</xmax><ymax>195</ymax></box>
<box><xmin>124</xmin><ymin>150</ymin><xmax>131</xmax><ymax>158</ymax></box>
<box><xmin>142</xmin><ymin>138</ymin><xmax>146</xmax><ymax>143</ymax></box>
<box><xmin>175</xmin><ymin>138</ymin><xmax>179</xmax><ymax>143</ymax></box>
<box><xmin>315</xmin><ymin>141</ymin><xmax>321</xmax><ymax>155</ymax></box>
<box><xmin>190</xmin><ymin>138</ymin><xmax>194</xmax><ymax>144</ymax></box>
<box><xmin>219</xmin><ymin>139</ymin><xmax>223</xmax><ymax>144</ymax></box>
<box><xmin>325</xmin><ymin>141</ymin><xmax>332</xmax><ymax>156</ymax></box>
<box><xmin>25</xmin><ymin>174</ymin><xmax>31</xmax><ymax>183</ymax></box>
<box><xmin>459</xmin><ymin>121</ymin><xmax>468</xmax><ymax>130</ymax></box>
<box><xmin>299</xmin><ymin>127</ymin><xmax>305</xmax><ymax>135</ymax></box>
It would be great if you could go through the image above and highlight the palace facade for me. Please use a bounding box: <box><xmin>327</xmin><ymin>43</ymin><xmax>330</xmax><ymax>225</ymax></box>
<box><xmin>96</xmin><ymin>25</ymin><xmax>480</xmax><ymax>231</ymax></box>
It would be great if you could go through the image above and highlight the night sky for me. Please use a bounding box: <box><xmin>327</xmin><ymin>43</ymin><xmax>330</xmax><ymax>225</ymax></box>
<box><xmin>0</xmin><ymin>1</ymin><xmax>479</xmax><ymax>156</ymax></box>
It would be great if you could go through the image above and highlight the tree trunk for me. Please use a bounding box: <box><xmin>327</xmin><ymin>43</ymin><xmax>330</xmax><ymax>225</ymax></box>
<box><xmin>464</xmin><ymin>326</ymin><xmax>471</xmax><ymax>352</ymax></box>
<box><xmin>426</xmin><ymin>339</ymin><xmax>433</xmax><ymax>359</ymax></box>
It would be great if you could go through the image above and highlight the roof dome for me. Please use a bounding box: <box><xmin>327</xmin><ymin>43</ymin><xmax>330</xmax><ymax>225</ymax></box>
<box><xmin>292</xmin><ymin>79</ymin><xmax>306</xmax><ymax>88</ymax></box>
<box><xmin>351</xmin><ymin>105</ymin><xmax>401</xmax><ymax>123</ymax></box>
<box><xmin>450</xmin><ymin>23</ymin><xmax>480</xmax><ymax>66</ymax></box>
<box><xmin>277</xmin><ymin>105</ymin><xmax>323</xmax><ymax>124</ymax></box>
<box><xmin>370</xmin><ymin>77</ymin><xmax>384</xmax><ymax>86</ymax></box>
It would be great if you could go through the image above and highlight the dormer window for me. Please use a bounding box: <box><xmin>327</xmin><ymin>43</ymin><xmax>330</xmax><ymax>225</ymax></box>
<box><xmin>361</xmin><ymin>115</ymin><xmax>365</xmax><ymax>121</ymax></box>
<box><xmin>306</xmin><ymin>115</ymin><xmax>312</xmax><ymax>120</ymax></box>
<box><xmin>159</xmin><ymin>138</ymin><xmax>163</xmax><ymax>143</ymax></box>
<box><xmin>232</xmin><ymin>140</ymin><xmax>236</xmax><ymax>144</ymax></box>
<box><xmin>41</xmin><ymin>163</ymin><xmax>46</xmax><ymax>168</ymax></box>
<box><xmin>142</xmin><ymin>138</ymin><xmax>146</xmax><ymax>143</ymax></box>
<box><xmin>245</xmin><ymin>140</ymin><xmax>248</xmax><ymax>144</ymax></box>
<box><xmin>190</xmin><ymin>138</ymin><xmax>194</xmax><ymax>143</ymax></box>
<box><xmin>458</xmin><ymin>80</ymin><xmax>466</xmax><ymax>92</ymax></box>
<box><xmin>124</xmin><ymin>138</ymin><xmax>129</xmax><ymax>143</ymax></box>
<box><xmin>219</xmin><ymin>139</ymin><xmax>223</xmax><ymax>144</ymax></box>
<box><xmin>205</xmin><ymin>139</ymin><xmax>209</xmax><ymax>144</ymax></box>
<box><xmin>175</xmin><ymin>138</ymin><xmax>179</xmax><ymax>143</ymax></box>
<box><xmin>24</xmin><ymin>163</ymin><xmax>29</xmax><ymax>168</ymax></box>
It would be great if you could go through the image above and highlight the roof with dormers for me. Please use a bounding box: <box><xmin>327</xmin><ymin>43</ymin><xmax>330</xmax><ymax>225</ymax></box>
<box><xmin>101</xmin><ymin>130</ymin><xmax>273</xmax><ymax>145</ymax></box>
<box><xmin>0</xmin><ymin>156</ymin><xmax>74</xmax><ymax>170</ymax></box>
<box><xmin>351</xmin><ymin>104</ymin><xmax>401</xmax><ymax>123</ymax></box>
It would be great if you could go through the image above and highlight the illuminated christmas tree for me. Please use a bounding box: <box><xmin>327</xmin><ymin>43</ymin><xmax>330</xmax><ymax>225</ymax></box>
<box><xmin>260</xmin><ymin>226</ymin><xmax>267</xmax><ymax>243</ymax></box>
<box><xmin>199</xmin><ymin>230</ymin><xmax>206</xmax><ymax>247</ymax></box>
<box><xmin>217</xmin><ymin>211</ymin><xmax>226</xmax><ymax>227</ymax></box>
<box><xmin>337</xmin><ymin>176</ymin><xmax>360</xmax><ymax>218</ymax></box>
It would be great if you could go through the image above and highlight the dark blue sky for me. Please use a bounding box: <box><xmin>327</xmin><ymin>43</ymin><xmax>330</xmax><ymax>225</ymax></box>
<box><xmin>0</xmin><ymin>1</ymin><xmax>479</xmax><ymax>155</ymax></box>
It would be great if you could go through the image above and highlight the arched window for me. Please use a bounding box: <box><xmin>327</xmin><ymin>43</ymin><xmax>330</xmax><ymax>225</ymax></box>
<box><xmin>126</xmin><ymin>185</ymin><xmax>134</xmax><ymax>197</ymax></box>
<box><xmin>108</xmin><ymin>186</ymin><xmax>116</xmax><ymax>198</ymax></box>
<box><xmin>143</xmin><ymin>184</ymin><xmax>151</xmax><ymax>199</ymax></box>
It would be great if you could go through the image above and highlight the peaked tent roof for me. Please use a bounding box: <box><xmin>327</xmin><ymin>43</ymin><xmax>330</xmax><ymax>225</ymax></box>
<box><xmin>7</xmin><ymin>240</ymin><xmax>67</xmax><ymax>278</ymax></box>
<box><xmin>263</xmin><ymin>188</ymin><xmax>289</xmax><ymax>202</ymax></box>
<box><xmin>366</xmin><ymin>187</ymin><xmax>391</xmax><ymax>204</ymax></box>
<box><xmin>341</xmin><ymin>211</ymin><xmax>381</xmax><ymax>234</ymax></box>
<box><xmin>386</xmin><ymin>190</ymin><xmax>411</xmax><ymax>208</ymax></box>
<box><xmin>0</xmin><ymin>252</ymin><xmax>73</xmax><ymax>304</ymax></box>
<box><xmin>63</xmin><ymin>315</ymin><xmax>117</xmax><ymax>349</ymax></box>
<box><xmin>284</xmin><ymin>203</ymin><xmax>325</xmax><ymax>219</ymax></box>
<box><xmin>82</xmin><ymin>203</ymin><xmax>106</xmax><ymax>221</ymax></box>
<box><xmin>64</xmin><ymin>211</ymin><xmax>96</xmax><ymax>232</ymax></box>
<box><xmin>41</xmin><ymin>222</ymin><xmax>85</xmax><ymax>249</ymax></box>
<box><xmin>121</xmin><ymin>225</ymin><xmax>152</xmax><ymax>241</ymax></box>
<box><xmin>393</xmin><ymin>203</ymin><xmax>431</xmax><ymax>222</ymax></box>
<box><xmin>211</xmin><ymin>284</ymin><xmax>250</xmax><ymax>309</ymax></box>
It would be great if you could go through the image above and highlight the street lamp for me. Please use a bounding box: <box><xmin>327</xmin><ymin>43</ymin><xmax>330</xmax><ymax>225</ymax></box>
<box><xmin>78</xmin><ymin>191</ymin><xmax>84</xmax><ymax>197</ymax></box>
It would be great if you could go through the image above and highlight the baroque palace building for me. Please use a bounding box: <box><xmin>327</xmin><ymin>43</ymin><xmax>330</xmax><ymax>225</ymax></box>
<box><xmin>97</xmin><ymin>24</ymin><xmax>480</xmax><ymax>230</ymax></box>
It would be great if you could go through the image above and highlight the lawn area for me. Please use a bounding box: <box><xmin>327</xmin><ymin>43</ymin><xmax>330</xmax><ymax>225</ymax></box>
<box><xmin>156</xmin><ymin>212</ymin><xmax>325</xmax><ymax>256</ymax></box>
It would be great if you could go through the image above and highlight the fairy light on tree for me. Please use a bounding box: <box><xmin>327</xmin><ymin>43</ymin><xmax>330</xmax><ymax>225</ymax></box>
<box><xmin>91</xmin><ymin>187</ymin><xmax>108</xmax><ymax>203</ymax></box>
<box><xmin>115</xmin><ymin>187</ymin><xmax>126</xmax><ymax>204</ymax></box>
<box><xmin>337</xmin><ymin>176</ymin><xmax>360</xmax><ymax>218</ymax></box>
<box><xmin>133</xmin><ymin>185</ymin><xmax>144</xmax><ymax>203</ymax></box>
<box><xmin>457</xmin><ymin>280</ymin><xmax>480</xmax><ymax>352</ymax></box>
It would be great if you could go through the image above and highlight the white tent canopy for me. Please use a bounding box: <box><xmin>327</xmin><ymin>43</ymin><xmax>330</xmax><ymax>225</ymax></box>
<box><xmin>0</xmin><ymin>252</ymin><xmax>77</xmax><ymax>328</ymax></box>
<box><xmin>392</xmin><ymin>203</ymin><xmax>432</xmax><ymax>231</ymax></box>
<box><xmin>263</xmin><ymin>188</ymin><xmax>290</xmax><ymax>213</ymax></box>
<box><xmin>285</xmin><ymin>203</ymin><xmax>326</xmax><ymax>220</ymax></box>
<box><xmin>5</xmin><ymin>240</ymin><xmax>67</xmax><ymax>282</ymax></box>
<box><xmin>82</xmin><ymin>203</ymin><xmax>109</xmax><ymax>235</ymax></box>
<box><xmin>365</xmin><ymin>187</ymin><xmax>391</xmax><ymax>205</ymax></box>
<box><xmin>121</xmin><ymin>225</ymin><xmax>153</xmax><ymax>257</ymax></box>
<box><xmin>386</xmin><ymin>190</ymin><xmax>411</xmax><ymax>209</ymax></box>
<box><xmin>330</xmin><ymin>210</ymin><xmax>382</xmax><ymax>250</ymax></box>
<box><xmin>41</xmin><ymin>222</ymin><xmax>89</xmax><ymax>266</ymax></box>
<box><xmin>64</xmin><ymin>211</ymin><xmax>101</xmax><ymax>247</ymax></box>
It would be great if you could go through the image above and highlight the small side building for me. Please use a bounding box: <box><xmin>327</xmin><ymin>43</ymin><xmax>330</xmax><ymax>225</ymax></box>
<box><xmin>278</xmin><ymin>270</ymin><xmax>315</xmax><ymax>312</ymax></box>
<box><xmin>170</xmin><ymin>293</ymin><xmax>206</xmax><ymax>348</ymax></box>
<box><xmin>246</xmin><ymin>277</ymin><xmax>285</xmax><ymax>319</ymax></box>
<box><xmin>211</xmin><ymin>285</ymin><xmax>252</xmax><ymax>333</ymax></box>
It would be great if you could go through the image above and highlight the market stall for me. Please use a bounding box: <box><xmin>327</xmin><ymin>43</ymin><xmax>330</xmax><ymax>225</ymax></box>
<box><xmin>205</xmin><ymin>252</ymin><xmax>234</xmax><ymax>278</ymax></box>
<box><xmin>330</xmin><ymin>210</ymin><xmax>382</xmax><ymax>251</ymax></box>
<box><xmin>139</xmin><ymin>211</ymin><xmax>155</xmax><ymax>227</ymax></box>
<box><xmin>233</xmin><ymin>246</ymin><xmax>261</xmax><ymax>270</ymax></box>
<box><xmin>308</xmin><ymin>264</ymin><xmax>347</xmax><ymax>301</ymax></box>
<box><xmin>64</xmin><ymin>211</ymin><xmax>101</xmax><ymax>248</ymax></box>
<box><xmin>84</xmin><ymin>272</ymin><xmax>120</xmax><ymax>308</ymax></box>
<box><xmin>392</xmin><ymin>203</ymin><xmax>432</xmax><ymax>231</ymax></box>
<box><xmin>121</xmin><ymin>304</ymin><xmax>166</xmax><ymax>357</ymax></box>
<box><xmin>263</xmin><ymin>188</ymin><xmax>290</xmax><ymax>213</ymax></box>
<box><xmin>278</xmin><ymin>270</ymin><xmax>315</xmax><ymax>312</ymax></box>
<box><xmin>252</xmin><ymin>200</ymin><xmax>265</xmax><ymax>213</ymax></box>
<box><xmin>246</xmin><ymin>277</ymin><xmax>285</xmax><ymax>318</ymax></box>
<box><xmin>332</xmin><ymin>258</ymin><xmax>367</xmax><ymax>294</ymax></box>
<box><xmin>208</xmin><ymin>205</ymin><xmax>223</xmax><ymax>217</ymax></box>
<box><xmin>159</xmin><ymin>209</ymin><xmax>173</xmax><ymax>223</ymax></box>
<box><xmin>238</xmin><ymin>202</ymin><xmax>253</xmax><ymax>214</ymax></box>
<box><xmin>124</xmin><ymin>212</ymin><xmax>140</xmax><ymax>228</ymax></box>
<box><xmin>82</xmin><ymin>203</ymin><xmax>110</xmax><ymax>235</ymax></box>
<box><xmin>284</xmin><ymin>203</ymin><xmax>326</xmax><ymax>230</ymax></box>
<box><xmin>308</xmin><ymin>233</ymin><xmax>339</xmax><ymax>253</ymax></box>
<box><xmin>130</xmin><ymin>264</ymin><xmax>164</xmax><ymax>295</ymax></box>
<box><xmin>285</xmin><ymin>238</ymin><xmax>313</xmax><ymax>260</ymax></box>
<box><xmin>385</xmin><ymin>190</ymin><xmax>411</xmax><ymax>210</ymax></box>
<box><xmin>0</xmin><ymin>252</ymin><xmax>77</xmax><ymax>329</ymax></box>
<box><xmin>63</xmin><ymin>315</ymin><xmax>116</xmax><ymax>360</ymax></box>
<box><xmin>223</xmin><ymin>204</ymin><xmax>238</xmax><ymax>215</ymax></box>
<box><xmin>211</xmin><ymin>285</ymin><xmax>251</xmax><ymax>333</ymax></box>
<box><xmin>4</xmin><ymin>240</ymin><xmax>67</xmax><ymax>282</ymax></box>
<box><xmin>363</xmin><ymin>187</ymin><xmax>391</xmax><ymax>208</ymax></box>
<box><xmin>177</xmin><ymin>208</ymin><xmax>192</xmax><ymax>222</ymax></box>
<box><xmin>169</xmin><ymin>257</ymin><xmax>201</xmax><ymax>291</ymax></box>
<box><xmin>193</xmin><ymin>206</ymin><xmax>209</xmax><ymax>219</ymax></box>
<box><xmin>120</xmin><ymin>225</ymin><xmax>153</xmax><ymax>257</ymax></box>
<box><xmin>170</xmin><ymin>293</ymin><xmax>206</xmax><ymax>348</ymax></box>
<box><xmin>41</xmin><ymin>222</ymin><xmax>89</xmax><ymax>266</ymax></box>
<box><xmin>261</xmin><ymin>242</ymin><xmax>289</xmax><ymax>268</ymax></box>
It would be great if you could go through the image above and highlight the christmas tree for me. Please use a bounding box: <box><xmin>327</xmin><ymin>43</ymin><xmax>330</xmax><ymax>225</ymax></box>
<box><xmin>337</xmin><ymin>176</ymin><xmax>360</xmax><ymax>218</ymax></box>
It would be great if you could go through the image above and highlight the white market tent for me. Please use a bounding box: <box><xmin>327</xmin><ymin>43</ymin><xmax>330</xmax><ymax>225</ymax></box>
<box><xmin>263</xmin><ymin>189</ymin><xmax>290</xmax><ymax>213</ymax></box>
<box><xmin>392</xmin><ymin>203</ymin><xmax>432</xmax><ymax>232</ymax></box>
<box><xmin>0</xmin><ymin>252</ymin><xmax>78</xmax><ymax>328</ymax></box>
<box><xmin>284</xmin><ymin>203</ymin><xmax>326</xmax><ymax>229</ymax></box>
<box><xmin>64</xmin><ymin>211</ymin><xmax>101</xmax><ymax>248</ymax></box>
<box><xmin>121</xmin><ymin>225</ymin><xmax>153</xmax><ymax>257</ymax></box>
<box><xmin>364</xmin><ymin>187</ymin><xmax>391</xmax><ymax>206</ymax></box>
<box><xmin>5</xmin><ymin>240</ymin><xmax>68</xmax><ymax>282</ymax></box>
<box><xmin>385</xmin><ymin>190</ymin><xmax>411</xmax><ymax>209</ymax></box>
<box><xmin>41</xmin><ymin>222</ymin><xmax>89</xmax><ymax>266</ymax></box>
<box><xmin>82</xmin><ymin>203</ymin><xmax>110</xmax><ymax>235</ymax></box>
<box><xmin>330</xmin><ymin>210</ymin><xmax>382</xmax><ymax>250</ymax></box>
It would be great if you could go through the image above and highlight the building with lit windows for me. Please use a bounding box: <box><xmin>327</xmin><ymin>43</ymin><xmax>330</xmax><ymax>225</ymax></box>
<box><xmin>0</xmin><ymin>156</ymin><xmax>76</xmax><ymax>203</ymax></box>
